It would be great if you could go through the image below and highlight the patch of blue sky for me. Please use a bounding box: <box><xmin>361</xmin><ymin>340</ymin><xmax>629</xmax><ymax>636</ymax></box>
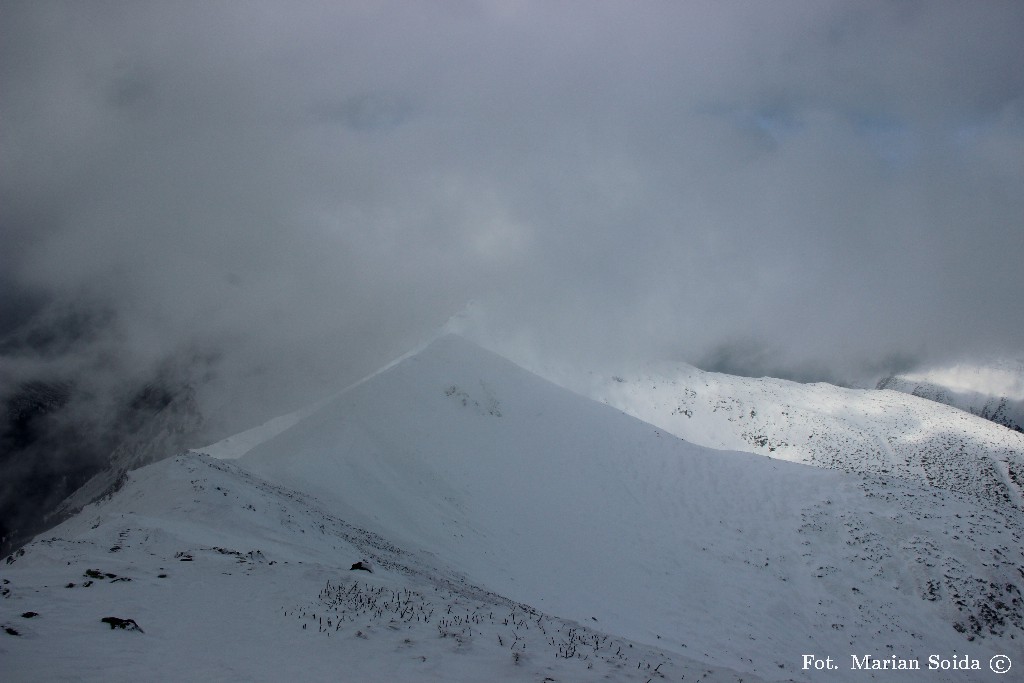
<box><xmin>700</xmin><ymin>103</ymin><xmax>804</xmax><ymax>145</ymax></box>
<box><xmin>849</xmin><ymin>114</ymin><xmax>915</xmax><ymax>169</ymax></box>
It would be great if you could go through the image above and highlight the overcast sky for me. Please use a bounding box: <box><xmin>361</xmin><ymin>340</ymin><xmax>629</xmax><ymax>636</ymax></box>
<box><xmin>2</xmin><ymin>1</ymin><xmax>1023</xmax><ymax>417</ymax></box>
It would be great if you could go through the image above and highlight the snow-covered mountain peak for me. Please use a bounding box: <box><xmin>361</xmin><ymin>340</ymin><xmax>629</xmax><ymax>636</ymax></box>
<box><xmin>4</xmin><ymin>336</ymin><xmax>1023</xmax><ymax>681</ymax></box>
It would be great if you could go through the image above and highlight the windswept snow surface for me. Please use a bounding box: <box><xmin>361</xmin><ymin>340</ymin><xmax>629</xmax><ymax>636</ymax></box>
<box><xmin>3</xmin><ymin>335</ymin><xmax>1023</xmax><ymax>681</ymax></box>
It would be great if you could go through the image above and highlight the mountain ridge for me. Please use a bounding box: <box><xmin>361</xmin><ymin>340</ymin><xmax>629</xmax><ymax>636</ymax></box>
<box><xmin>546</xmin><ymin>358</ymin><xmax>1024</xmax><ymax>509</ymax></box>
<box><xmin>877</xmin><ymin>373</ymin><xmax>1024</xmax><ymax>434</ymax></box>
<box><xmin>4</xmin><ymin>335</ymin><xmax>1023</xmax><ymax>680</ymax></box>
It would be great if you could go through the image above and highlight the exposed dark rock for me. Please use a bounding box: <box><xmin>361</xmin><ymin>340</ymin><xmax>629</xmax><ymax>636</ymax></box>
<box><xmin>101</xmin><ymin>616</ymin><xmax>143</xmax><ymax>632</ymax></box>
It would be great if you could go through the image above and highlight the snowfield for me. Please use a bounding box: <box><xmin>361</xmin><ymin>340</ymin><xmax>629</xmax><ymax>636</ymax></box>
<box><xmin>3</xmin><ymin>335</ymin><xmax>1022</xmax><ymax>681</ymax></box>
<box><xmin>556</xmin><ymin>361</ymin><xmax>1024</xmax><ymax>508</ymax></box>
<box><xmin>877</xmin><ymin>366</ymin><xmax>1024</xmax><ymax>434</ymax></box>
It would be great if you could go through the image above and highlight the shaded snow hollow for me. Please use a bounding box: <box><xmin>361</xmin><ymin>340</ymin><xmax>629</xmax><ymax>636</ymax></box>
<box><xmin>3</xmin><ymin>335</ymin><xmax>1022</xmax><ymax>681</ymax></box>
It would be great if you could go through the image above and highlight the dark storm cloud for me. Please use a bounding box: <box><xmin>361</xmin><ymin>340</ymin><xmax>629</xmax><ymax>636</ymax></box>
<box><xmin>2</xmin><ymin>0</ymin><xmax>1022</xmax><ymax>416</ymax></box>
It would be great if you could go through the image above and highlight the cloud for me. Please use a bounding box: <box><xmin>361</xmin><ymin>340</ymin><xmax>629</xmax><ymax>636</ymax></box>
<box><xmin>1</xmin><ymin>0</ymin><xmax>1022</xmax><ymax>422</ymax></box>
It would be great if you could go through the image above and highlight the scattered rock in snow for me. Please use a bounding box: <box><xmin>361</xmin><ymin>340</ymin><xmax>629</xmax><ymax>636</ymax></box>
<box><xmin>101</xmin><ymin>617</ymin><xmax>144</xmax><ymax>633</ymax></box>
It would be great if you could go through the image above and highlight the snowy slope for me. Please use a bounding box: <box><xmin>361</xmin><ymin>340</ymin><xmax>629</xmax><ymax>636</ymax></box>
<box><xmin>878</xmin><ymin>364</ymin><xmax>1024</xmax><ymax>434</ymax></box>
<box><xmin>1</xmin><ymin>379</ymin><xmax>204</xmax><ymax>557</ymax></box>
<box><xmin>6</xmin><ymin>452</ymin><xmax>742</xmax><ymax>682</ymax></box>
<box><xmin>4</xmin><ymin>335</ymin><xmax>1023</xmax><ymax>681</ymax></box>
<box><xmin>554</xmin><ymin>362</ymin><xmax>1024</xmax><ymax>509</ymax></box>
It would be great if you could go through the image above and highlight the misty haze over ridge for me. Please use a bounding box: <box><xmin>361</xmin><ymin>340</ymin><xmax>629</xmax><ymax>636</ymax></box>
<box><xmin>3</xmin><ymin>6</ymin><xmax>1024</xmax><ymax>673</ymax></box>
<box><xmin>2</xmin><ymin>1</ymin><xmax>1023</xmax><ymax>431</ymax></box>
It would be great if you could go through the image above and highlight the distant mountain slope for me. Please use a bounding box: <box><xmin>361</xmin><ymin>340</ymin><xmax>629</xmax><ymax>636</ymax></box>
<box><xmin>554</xmin><ymin>362</ymin><xmax>1024</xmax><ymax>509</ymax></box>
<box><xmin>0</xmin><ymin>378</ymin><xmax>204</xmax><ymax>556</ymax></box>
<box><xmin>877</xmin><ymin>368</ymin><xmax>1024</xmax><ymax>433</ymax></box>
<box><xmin>4</xmin><ymin>335</ymin><xmax>1022</xmax><ymax>681</ymax></box>
<box><xmin>50</xmin><ymin>383</ymin><xmax>205</xmax><ymax>524</ymax></box>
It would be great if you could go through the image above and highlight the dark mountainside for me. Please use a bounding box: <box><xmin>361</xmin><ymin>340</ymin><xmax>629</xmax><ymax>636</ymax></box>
<box><xmin>0</xmin><ymin>377</ymin><xmax>204</xmax><ymax>556</ymax></box>
<box><xmin>0</xmin><ymin>302</ymin><xmax>209</xmax><ymax>556</ymax></box>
